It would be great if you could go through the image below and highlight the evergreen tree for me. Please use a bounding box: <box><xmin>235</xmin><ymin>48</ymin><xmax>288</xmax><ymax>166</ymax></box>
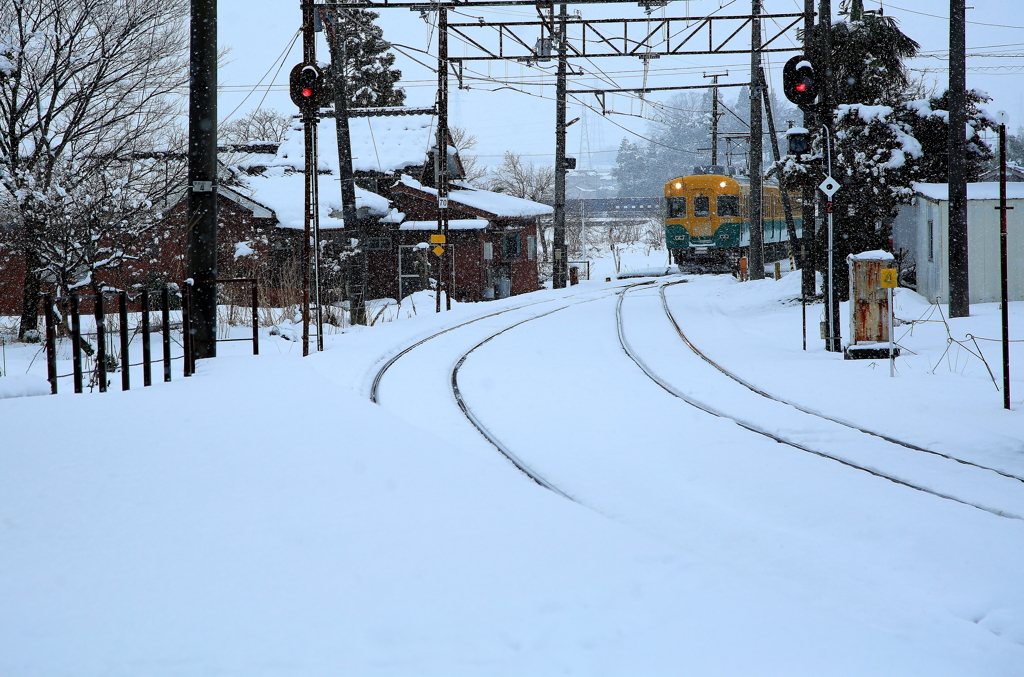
<box><xmin>898</xmin><ymin>90</ymin><xmax>996</xmax><ymax>183</ymax></box>
<box><xmin>327</xmin><ymin>9</ymin><xmax>405</xmax><ymax>108</ymax></box>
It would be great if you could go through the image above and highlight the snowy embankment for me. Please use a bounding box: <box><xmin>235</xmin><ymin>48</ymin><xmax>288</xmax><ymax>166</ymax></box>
<box><xmin>2</xmin><ymin>267</ymin><xmax>1023</xmax><ymax>676</ymax></box>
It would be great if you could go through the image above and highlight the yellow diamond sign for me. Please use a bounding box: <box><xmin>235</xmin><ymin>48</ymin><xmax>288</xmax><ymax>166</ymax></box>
<box><xmin>432</xmin><ymin>245</ymin><xmax>445</xmax><ymax>257</ymax></box>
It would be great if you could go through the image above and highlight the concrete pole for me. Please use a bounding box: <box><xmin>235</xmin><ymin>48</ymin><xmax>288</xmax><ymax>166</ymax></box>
<box><xmin>748</xmin><ymin>0</ymin><xmax>765</xmax><ymax>280</ymax></box>
<box><xmin>187</xmin><ymin>0</ymin><xmax>218</xmax><ymax>359</ymax></box>
<box><xmin>552</xmin><ymin>4</ymin><xmax>568</xmax><ymax>289</ymax></box>
<box><xmin>948</xmin><ymin>0</ymin><xmax>970</xmax><ymax>317</ymax></box>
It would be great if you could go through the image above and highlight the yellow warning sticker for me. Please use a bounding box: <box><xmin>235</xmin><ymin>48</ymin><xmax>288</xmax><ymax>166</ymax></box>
<box><xmin>880</xmin><ymin>268</ymin><xmax>898</xmax><ymax>288</ymax></box>
<box><xmin>432</xmin><ymin>245</ymin><xmax>445</xmax><ymax>257</ymax></box>
<box><xmin>430</xmin><ymin>234</ymin><xmax>446</xmax><ymax>244</ymax></box>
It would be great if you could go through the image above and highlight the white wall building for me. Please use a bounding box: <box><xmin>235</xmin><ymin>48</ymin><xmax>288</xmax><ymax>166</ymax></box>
<box><xmin>892</xmin><ymin>182</ymin><xmax>1024</xmax><ymax>303</ymax></box>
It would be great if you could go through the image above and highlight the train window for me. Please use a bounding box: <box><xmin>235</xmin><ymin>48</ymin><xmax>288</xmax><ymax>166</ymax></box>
<box><xmin>694</xmin><ymin>196</ymin><xmax>710</xmax><ymax>218</ymax></box>
<box><xmin>717</xmin><ymin>195</ymin><xmax>739</xmax><ymax>217</ymax></box>
<box><xmin>666</xmin><ymin>196</ymin><xmax>687</xmax><ymax>218</ymax></box>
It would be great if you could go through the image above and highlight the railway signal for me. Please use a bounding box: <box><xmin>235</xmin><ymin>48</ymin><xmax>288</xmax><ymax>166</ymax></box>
<box><xmin>782</xmin><ymin>55</ymin><xmax>817</xmax><ymax>109</ymax></box>
<box><xmin>290</xmin><ymin>63</ymin><xmax>323</xmax><ymax>112</ymax></box>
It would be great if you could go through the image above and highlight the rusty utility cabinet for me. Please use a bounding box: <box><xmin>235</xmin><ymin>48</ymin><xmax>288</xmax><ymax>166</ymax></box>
<box><xmin>844</xmin><ymin>250</ymin><xmax>900</xmax><ymax>360</ymax></box>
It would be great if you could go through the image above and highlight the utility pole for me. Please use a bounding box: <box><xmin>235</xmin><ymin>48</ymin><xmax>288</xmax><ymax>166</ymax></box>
<box><xmin>552</xmin><ymin>3</ymin><xmax>569</xmax><ymax>289</ymax></box>
<box><xmin>324</xmin><ymin>9</ymin><xmax>366</xmax><ymax>326</ymax></box>
<box><xmin>759</xmin><ymin>67</ymin><xmax>799</xmax><ymax>265</ymax></box>
<box><xmin>299</xmin><ymin>1</ymin><xmax>317</xmax><ymax>355</ymax></box>
<box><xmin>748</xmin><ymin>0</ymin><xmax>765</xmax><ymax>280</ymax></box>
<box><xmin>801</xmin><ymin>0</ymin><xmax>817</xmax><ymax>304</ymax></box>
<box><xmin>187</xmin><ymin>0</ymin><xmax>218</xmax><ymax>359</ymax></box>
<box><xmin>437</xmin><ymin>6</ymin><xmax>451</xmax><ymax>311</ymax></box>
<box><xmin>948</xmin><ymin>0</ymin><xmax>970</xmax><ymax>317</ymax></box>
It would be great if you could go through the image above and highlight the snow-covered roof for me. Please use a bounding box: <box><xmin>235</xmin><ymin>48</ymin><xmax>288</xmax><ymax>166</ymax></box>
<box><xmin>848</xmin><ymin>250</ymin><xmax>894</xmax><ymax>262</ymax></box>
<box><xmin>396</xmin><ymin>175</ymin><xmax>553</xmax><ymax>218</ymax></box>
<box><xmin>399</xmin><ymin>219</ymin><xmax>489</xmax><ymax>231</ymax></box>
<box><xmin>240</xmin><ymin>168</ymin><xmax>390</xmax><ymax>230</ymax></box>
<box><xmin>252</xmin><ymin>115</ymin><xmax>437</xmax><ymax>175</ymax></box>
<box><xmin>914</xmin><ymin>182</ymin><xmax>1024</xmax><ymax>202</ymax></box>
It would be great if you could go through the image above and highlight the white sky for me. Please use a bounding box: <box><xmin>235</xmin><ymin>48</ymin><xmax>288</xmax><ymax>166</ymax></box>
<box><xmin>217</xmin><ymin>1</ymin><xmax>1024</xmax><ymax>170</ymax></box>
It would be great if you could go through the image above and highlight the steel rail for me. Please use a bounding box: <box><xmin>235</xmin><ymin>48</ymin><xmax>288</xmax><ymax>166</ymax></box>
<box><xmin>658</xmin><ymin>281</ymin><xmax>1024</xmax><ymax>485</ymax></box>
<box><xmin>615</xmin><ymin>283</ymin><xmax>1023</xmax><ymax>522</ymax></box>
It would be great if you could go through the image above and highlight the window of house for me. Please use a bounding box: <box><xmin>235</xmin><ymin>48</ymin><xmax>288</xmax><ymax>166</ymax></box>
<box><xmin>716</xmin><ymin>195</ymin><xmax>739</xmax><ymax>217</ymax></box>
<box><xmin>666</xmin><ymin>196</ymin><xmax>687</xmax><ymax>218</ymax></box>
<box><xmin>527</xmin><ymin>236</ymin><xmax>537</xmax><ymax>261</ymax></box>
<box><xmin>694</xmin><ymin>196</ymin><xmax>710</xmax><ymax>217</ymax></box>
<box><xmin>503</xmin><ymin>233</ymin><xmax>521</xmax><ymax>260</ymax></box>
<box><xmin>365</xmin><ymin>237</ymin><xmax>391</xmax><ymax>251</ymax></box>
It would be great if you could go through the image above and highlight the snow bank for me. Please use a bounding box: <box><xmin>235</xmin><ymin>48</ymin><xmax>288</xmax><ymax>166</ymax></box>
<box><xmin>0</xmin><ymin>375</ymin><xmax>50</xmax><ymax>399</ymax></box>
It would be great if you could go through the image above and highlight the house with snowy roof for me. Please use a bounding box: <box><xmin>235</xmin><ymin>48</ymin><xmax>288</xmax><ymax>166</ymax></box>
<box><xmin>893</xmin><ymin>182</ymin><xmax>1024</xmax><ymax>303</ymax></box>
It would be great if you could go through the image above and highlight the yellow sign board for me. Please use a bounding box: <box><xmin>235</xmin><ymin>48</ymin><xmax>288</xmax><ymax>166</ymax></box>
<box><xmin>432</xmin><ymin>245</ymin><xmax>445</xmax><ymax>257</ymax></box>
<box><xmin>430</xmin><ymin>233</ymin><xmax>446</xmax><ymax>244</ymax></box>
<box><xmin>880</xmin><ymin>268</ymin><xmax>898</xmax><ymax>288</ymax></box>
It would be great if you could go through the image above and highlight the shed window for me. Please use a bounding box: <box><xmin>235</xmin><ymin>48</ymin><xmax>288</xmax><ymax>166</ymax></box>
<box><xmin>666</xmin><ymin>196</ymin><xmax>687</xmax><ymax>218</ymax></box>
<box><xmin>527</xmin><ymin>236</ymin><xmax>537</xmax><ymax>261</ymax></box>
<box><xmin>927</xmin><ymin>219</ymin><xmax>934</xmax><ymax>262</ymax></box>
<box><xmin>365</xmin><ymin>237</ymin><xmax>391</xmax><ymax>251</ymax></box>
<box><xmin>716</xmin><ymin>195</ymin><xmax>739</xmax><ymax>217</ymax></box>
<box><xmin>694</xmin><ymin>196</ymin><xmax>710</xmax><ymax>218</ymax></box>
<box><xmin>503</xmin><ymin>233</ymin><xmax>521</xmax><ymax>260</ymax></box>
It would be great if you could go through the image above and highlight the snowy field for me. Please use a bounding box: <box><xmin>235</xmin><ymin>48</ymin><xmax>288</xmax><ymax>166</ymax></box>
<box><xmin>2</xmin><ymin>255</ymin><xmax>1023</xmax><ymax>675</ymax></box>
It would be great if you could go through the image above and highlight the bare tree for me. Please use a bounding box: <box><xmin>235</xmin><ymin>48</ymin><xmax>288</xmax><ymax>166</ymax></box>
<box><xmin>0</xmin><ymin>0</ymin><xmax>188</xmax><ymax>337</ymax></box>
<box><xmin>448</xmin><ymin>125</ymin><xmax>487</xmax><ymax>185</ymax></box>
<box><xmin>487</xmin><ymin>151</ymin><xmax>555</xmax><ymax>260</ymax></box>
<box><xmin>221</xmin><ymin>108</ymin><xmax>293</xmax><ymax>145</ymax></box>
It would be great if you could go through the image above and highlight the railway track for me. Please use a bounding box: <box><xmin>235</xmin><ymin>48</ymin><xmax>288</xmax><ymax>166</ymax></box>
<box><xmin>368</xmin><ymin>284</ymin><xmax>647</xmax><ymax>499</ymax></box>
<box><xmin>616</xmin><ymin>281</ymin><xmax>1024</xmax><ymax>522</ymax></box>
<box><xmin>657</xmin><ymin>280</ymin><xmax>1024</xmax><ymax>486</ymax></box>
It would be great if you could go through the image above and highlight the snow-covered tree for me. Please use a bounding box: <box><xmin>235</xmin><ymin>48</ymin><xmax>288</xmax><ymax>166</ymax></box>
<box><xmin>487</xmin><ymin>151</ymin><xmax>554</xmax><ymax>259</ymax></box>
<box><xmin>897</xmin><ymin>90</ymin><xmax>996</xmax><ymax>184</ymax></box>
<box><xmin>324</xmin><ymin>8</ymin><xmax>405</xmax><ymax>108</ymax></box>
<box><xmin>0</xmin><ymin>0</ymin><xmax>188</xmax><ymax>338</ymax></box>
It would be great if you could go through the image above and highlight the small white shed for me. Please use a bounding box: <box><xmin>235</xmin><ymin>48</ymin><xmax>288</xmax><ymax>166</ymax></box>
<box><xmin>892</xmin><ymin>182</ymin><xmax>1024</xmax><ymax>303</ymax></box>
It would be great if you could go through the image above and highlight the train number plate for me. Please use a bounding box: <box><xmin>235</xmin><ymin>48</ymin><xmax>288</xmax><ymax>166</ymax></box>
<box><xmin>692</xmin><ymin>246</ymin><xmax>709</xmax><ymax>253</ymax></box>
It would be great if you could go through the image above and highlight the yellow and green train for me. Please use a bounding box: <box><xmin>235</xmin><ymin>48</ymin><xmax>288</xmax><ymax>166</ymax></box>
<box><xmin>664</xmin><ymin>173</ymin><xmax>802</xmax><ymax>270</ymax></box>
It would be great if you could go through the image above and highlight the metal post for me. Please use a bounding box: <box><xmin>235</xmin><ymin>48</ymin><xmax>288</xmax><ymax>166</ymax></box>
<box><xmin>801</xmin><ymin>0</ymin><xmax>818</xmax><ymax>311</ymax></box>
<box><xmin>95</xmin><ymin>292</ymin><xmax>107</xmax><ymax>393</ymax></box>
<box><xmin>119</xmin><ymin>291</ymin><xmax>130</xmax><ymax>391</ymax></box>
<box><xmin>705</xmin><ymin>73</ymin><xmax>721</xmax><ymax>165</ymax></box>
<box><xmin>948</xmin><ymin>0</ymin><xmax>969</xmax><ymax>317</ymax></box>
<box><xmin>187</xmin><ymin>0</ymin><xmax>218</xmax><ymax>359</ymax></box>
<box><xmin>142</xmin><ymin>290</ymin><xmax>152</xmax><ymax>387</ymax></box>
<box><xmin>252</xmin><ymin>281</ymin><xmax>260</xmax><ymax>356</ymax></box>
<box><xmin>748</xmin><ymin>0</ymin><xmax>764</xmax><ymax>280</ymax></box>
<box><xmin>552</xmin><ymin>3</ymin><xmax>568</xmax><ymax>289</ymax></box>
<box><xmin>162</xmin><ymin>286</ymin><xmax>172</xmax><ymax>383</ymax></box>
<box><xmin>888</xmin><ymin>287</ymin><xmax>895</xmax><ymax>377</ymax></box>
<box><xmin>182</xmin><ymin>286</ymin><xmax>192</xmax><ymax>377</ymax></box>
<box><xmin>71</xmin><ymin>293</ymin><xmax>83</xmax><ymax>393</ymax></box>
<box><xmin>44</xmin><ymin>294</ymin><xmax>57</xmax><ymax>394</ymax></box>
<box><xmin>999</xmin><ymin>122</ymin><xmax>1012</xmax><ymax>409</ymax></box>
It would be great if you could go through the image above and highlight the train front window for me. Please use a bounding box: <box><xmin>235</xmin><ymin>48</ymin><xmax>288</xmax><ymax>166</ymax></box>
<box><xmin>717</xmin><ymin>195</ymin><xmax>739</xmax><ymax>217</ymax></box>
<box><xmin>694</xmin><ymin>196</ymin><xmax>710</xmax><ymax>218</ymax></box>
<box><xmin>666</xmin><ymin>196</ymin><xmax>687</xmax><ymax>218</ymax></box>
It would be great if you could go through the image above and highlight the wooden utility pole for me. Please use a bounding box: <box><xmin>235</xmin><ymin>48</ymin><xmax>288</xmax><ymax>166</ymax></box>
<box><xmin>800</xmin><ymin>0</ymin><xmax>817</xmax><ymax>303</ymax></box>
<box><xmin>187</xmin><ymin>0</ymin><xmax>218</xmax><ymax>359</ymax></box>
<box><xmin>748</xmin><ymin>0</ymin><xmax>764</xmax><ymax>280</ymax></box>
<box><xmin>948</xmin><ymin>0</ymin><xmax>970</xmax><ymax>317</ymax></box>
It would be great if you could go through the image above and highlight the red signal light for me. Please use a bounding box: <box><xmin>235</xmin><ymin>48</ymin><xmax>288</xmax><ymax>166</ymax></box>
<box><xmin>302</xmin><ymin>88</ymin><xmax>313</xmax><ymax>98</ymax></box>
<box><xmin>796</xmin><ymin>82</ymin><xmax>807</xmax><ymax>92</ymax></box>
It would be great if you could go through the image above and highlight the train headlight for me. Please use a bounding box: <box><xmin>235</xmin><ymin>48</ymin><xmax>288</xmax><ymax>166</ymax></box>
<box><xmin>719</xmin><ymin>181</ymin><xmax>727</xmax><ymax>188</ymax></box>
<box><xmin>674</xmin><ymin>182</ymin><xmax>682</xmax><ymax>189</ymax></box>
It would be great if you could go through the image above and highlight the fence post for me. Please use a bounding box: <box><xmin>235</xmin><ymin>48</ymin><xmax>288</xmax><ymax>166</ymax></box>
<box><xmin>119</xmin><ymin>291</ymin><xmax>130</xmax><ymax>391</ymax></box>
<box><xmin>71</xmin><ymin>293</ymin><xmax>83</xmax><ymax>394</ymax></box>
<box><xmin>182</xmin><ymin>285</ymin><xmax>192</xmax><ymax>377</ymax></box>
<box><xmin>141</xmin><ymin>290</ymin><xmax>152</xmax><ymax>387</ymax></box>
<box><xmin>251</xmin><ymin>280</ymin><xmax>259</xmax><ymax>355</ymax></box>
<box><xmin>95</xmin><ymin>292</ymin><xmax>107</xmax><ymax>392</ymax></box>
<box><xmin>162</xmin><ymin>286</ymin><xmax>172</xmax><ymax>383</ymax></box>
<box><xmin>44</xmin><ymin>294</ymin><xmax>57</xmax><ymax>394</ymax></box>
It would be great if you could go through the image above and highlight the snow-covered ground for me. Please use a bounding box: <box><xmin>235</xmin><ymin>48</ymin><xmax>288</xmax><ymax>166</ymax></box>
<box><xmin>2</xmin><ymin>257</ymin><xmax>1023</xmax><ymax>675</ymax></box>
